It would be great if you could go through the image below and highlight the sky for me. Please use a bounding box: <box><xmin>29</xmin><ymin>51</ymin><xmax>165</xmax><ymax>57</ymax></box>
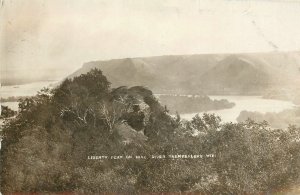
<box><xmin>1</xmin><ymin>0</ymin><xmax>300</xmax><ymax>82</ymax></box>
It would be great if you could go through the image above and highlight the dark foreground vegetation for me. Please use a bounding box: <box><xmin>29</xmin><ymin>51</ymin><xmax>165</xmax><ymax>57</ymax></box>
<box><xmin>1</xmin><ymin>69</ymin><xmax>300</xmax><ymax>194</ymax></box>
<box><xmin>0</xmin><ymin>105</ymin><xmax>17</xmax><ymax>119</ymax></box>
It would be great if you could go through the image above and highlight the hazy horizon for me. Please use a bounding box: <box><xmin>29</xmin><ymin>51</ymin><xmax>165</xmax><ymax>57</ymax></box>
<box><xmin>2</xmin><ymin>0</ymin><xmax>300</xmax><ymax>83</ymax></box>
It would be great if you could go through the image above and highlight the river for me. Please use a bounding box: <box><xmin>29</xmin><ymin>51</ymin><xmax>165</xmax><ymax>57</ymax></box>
<box><xmin>180</xmin><ymin>95</ymin><xmax>297</xmax><ymax>122</ymax></box>
<box><xmin>0</xmin><ymin>80</ymin><xmax>58</xmax><ymax>99</ymax></box>
<box><xmin>0</xmin><ymin>80</ymin><xmax>58</xmax><ymax>111</ymax></box>
<box><xmin>1</xmin><ymin>83</ymin><xmax>297</xmax><ymax>123</ymax></box>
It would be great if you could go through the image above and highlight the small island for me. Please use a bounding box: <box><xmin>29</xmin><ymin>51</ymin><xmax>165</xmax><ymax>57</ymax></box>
<box><xmin>157</xmin><ymin>94</ymin><xmax>235</xmax><ymax>114</ymax></box>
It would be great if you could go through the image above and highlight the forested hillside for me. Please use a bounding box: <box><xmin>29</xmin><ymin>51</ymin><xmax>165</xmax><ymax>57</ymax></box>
<box><xmin>1</xmin><ymin>69</ymin><xmax>300</xmax><ymax>194</ymax></box>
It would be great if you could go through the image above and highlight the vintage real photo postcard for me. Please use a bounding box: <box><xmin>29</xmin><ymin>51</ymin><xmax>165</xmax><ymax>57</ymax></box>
<box><xmin>1</xmin><ymin>0</ymin><xmax>300</xmax><ymax>194</ymax></box>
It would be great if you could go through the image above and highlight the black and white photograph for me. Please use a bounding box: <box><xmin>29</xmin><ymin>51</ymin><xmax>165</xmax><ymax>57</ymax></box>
<box><xmin>1</xmin><ymin>0</ymin><xmax>300</xmax><ymax>194</ymax></box>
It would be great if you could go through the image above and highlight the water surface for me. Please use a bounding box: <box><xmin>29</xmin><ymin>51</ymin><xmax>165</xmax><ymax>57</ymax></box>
<box><xmin>1</xmin><ymin>81</ymin><xmax>58</xmax><ymax>111</ymax></box>
<box><xmin>180</xmin><ymin>96</ymin><xmax>297</xmax><ymax>122</ymax></box>
<box><xmin>1</xmin><ymin>81</ymin><xmax>58</xmax><ymax>98</ymax></box>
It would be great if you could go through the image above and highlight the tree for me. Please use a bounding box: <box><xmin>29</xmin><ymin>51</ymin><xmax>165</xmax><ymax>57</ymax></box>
<box><xmin>0</xmin><ymin>105</ymin><xmax>16</xmax><ymax>118</ymax></box>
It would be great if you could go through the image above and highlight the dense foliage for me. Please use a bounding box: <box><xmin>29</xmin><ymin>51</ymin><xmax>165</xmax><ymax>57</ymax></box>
<box><xmin>1</xmin><ymin>69</ymin><xmax>300</xmax><ymax>194</ymax></box>
<box><xmin>0</xmin><ymin>105</ymin><xmax>17</xmax><ymax>119</ymax></box>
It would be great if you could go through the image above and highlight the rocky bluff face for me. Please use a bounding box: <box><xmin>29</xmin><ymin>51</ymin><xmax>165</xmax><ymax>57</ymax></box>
<box><xmin>69</xmin><ymin>51</ymin><xmax>300</xmax><ymax>95</ymax></box>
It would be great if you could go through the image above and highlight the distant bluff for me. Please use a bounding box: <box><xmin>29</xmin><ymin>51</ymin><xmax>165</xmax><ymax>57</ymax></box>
<box><xmin>69</xmin><ymin>51</ymin><xmax>300</xmax><ymax>95</ymax></box>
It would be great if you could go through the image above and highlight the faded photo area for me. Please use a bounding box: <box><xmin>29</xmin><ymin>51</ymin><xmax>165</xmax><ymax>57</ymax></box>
<box><xmin>1</xmin><ymin>0</ymin><xmax>300</xmax><ymax>194</ymax></box>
